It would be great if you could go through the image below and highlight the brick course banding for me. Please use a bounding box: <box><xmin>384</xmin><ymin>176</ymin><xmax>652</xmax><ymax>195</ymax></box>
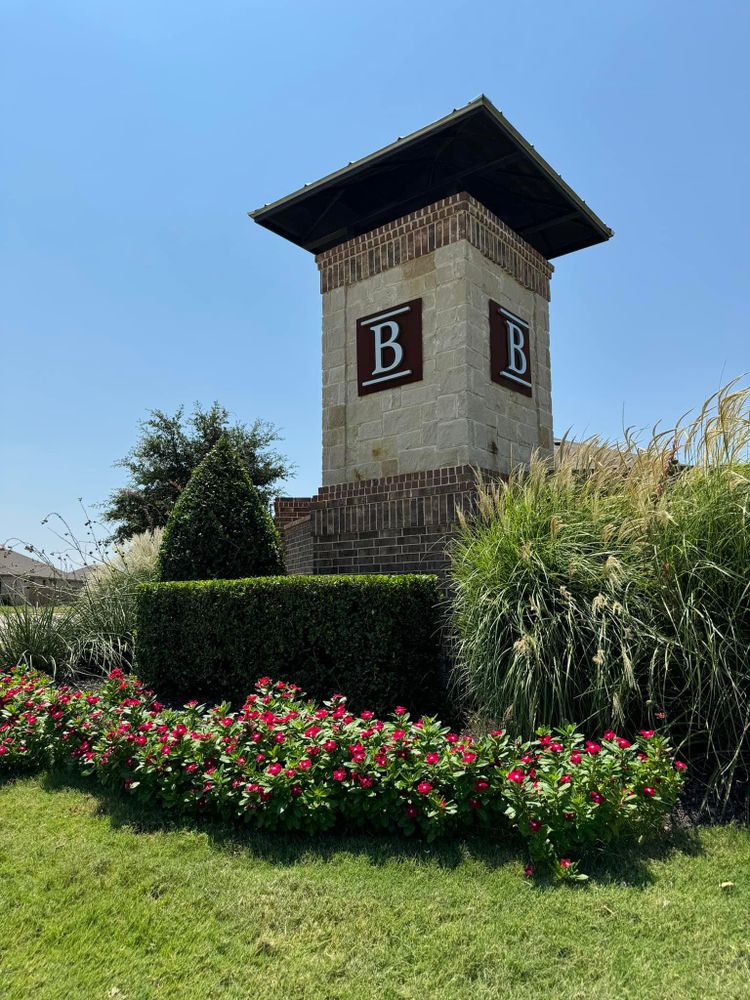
<box><xmin>316</xmin><ymin>193</ymin><xmax>553</xmax><ymax>300</ymax></box>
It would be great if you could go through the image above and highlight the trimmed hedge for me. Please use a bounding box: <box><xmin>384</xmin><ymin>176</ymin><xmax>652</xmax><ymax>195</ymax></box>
<box><xmin>136</xmin><ymin>574</ymin><xmax>443</xmax><ymax>714</ymax></box>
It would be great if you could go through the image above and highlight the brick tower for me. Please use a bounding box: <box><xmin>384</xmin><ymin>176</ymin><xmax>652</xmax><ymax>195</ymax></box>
<box><xmin>253</xmin><ymin>96</ymin><xmax>611</xmax><ymax>576</ymax></box>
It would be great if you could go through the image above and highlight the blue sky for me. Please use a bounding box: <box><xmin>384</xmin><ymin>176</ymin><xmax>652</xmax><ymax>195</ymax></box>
<box><xmin>2</xmin><ymin>1</ymin><xmax>748</xmax><ymax>559</ymax></box>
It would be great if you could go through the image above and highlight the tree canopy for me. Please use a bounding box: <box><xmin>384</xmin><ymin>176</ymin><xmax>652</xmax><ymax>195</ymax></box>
<box><xmin>102</xmin><ymin>403</ymin><xmax>292</xmax><ymax>544</ymax></box>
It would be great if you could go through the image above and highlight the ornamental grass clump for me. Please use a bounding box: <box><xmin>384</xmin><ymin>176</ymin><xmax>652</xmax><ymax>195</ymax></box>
<box><xmin>0</xmin><ymin>530</ymin><xmax>163</xmax><ymax>680</ymax></box>
<box><xmin>0</xmin><ymin>666</ymin><xmax>684</xmax><ymax>879</ymax></box>
<box><xmin>449</xmin><ymin>382</ymin><xmax>750</xmax><ymax>813</ymax></box>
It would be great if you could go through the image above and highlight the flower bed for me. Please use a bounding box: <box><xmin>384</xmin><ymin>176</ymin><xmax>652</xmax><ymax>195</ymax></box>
<box><xmin>0</xmin><ymin>667</ymin><xmax>686</xmax><ymax>879</ymax></box>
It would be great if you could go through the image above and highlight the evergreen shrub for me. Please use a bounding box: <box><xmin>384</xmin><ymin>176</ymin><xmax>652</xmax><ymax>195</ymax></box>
<box><xmin>158</xmin><ymin>436</ymin><xmax>283</xmax><ymax>581</ymax></box>
<box><xmin>136</xmin><ymin>574</ymin><xmax>443</xmax><ymax>715</ymax></box>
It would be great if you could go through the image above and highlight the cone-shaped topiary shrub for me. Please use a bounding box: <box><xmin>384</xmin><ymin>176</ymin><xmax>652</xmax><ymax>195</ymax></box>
<box><xmin>158</xmin><ymin>436</ymin><xmax>284</xmax><ymax>581</ymax></box>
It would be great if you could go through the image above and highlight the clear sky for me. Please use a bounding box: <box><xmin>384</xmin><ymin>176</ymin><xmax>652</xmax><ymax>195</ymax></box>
<box><xmin>2</xmin><ymin>1</ymin><xmax>748</xmax><ymax>559</ymax></box>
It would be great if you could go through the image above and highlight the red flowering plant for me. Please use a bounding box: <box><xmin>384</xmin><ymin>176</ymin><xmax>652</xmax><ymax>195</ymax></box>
<box><xmin>0</xmin><ymin>668</ymin><xmax>686</xmax><ymax>880</ymax></box>
<box><xmin>0</xmin><ymin>668</ymin><xmax>54</xmax><ymax>772</ymax></box>
<box><xmin>499</xmin><ymin>725</ymin><xmax>686</xmax><ymax>880</ymax></box>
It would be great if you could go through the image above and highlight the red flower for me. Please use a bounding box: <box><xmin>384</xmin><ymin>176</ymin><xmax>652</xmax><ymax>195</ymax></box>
<box><xmin>590</xmin><ymin>791</ymin><xmax>604</xmax><ymax>804</ymax></box>
<box><xmin>332</xmin><ymin>768</ymin><xmax>346</xmax><ymax>781</ymax></box>
<box><xmin>468</xmin><ymin>798</ymin><xmax>481</xmax><ymax>809</ymax></box>
<box><xmin>639</xmin><ymin>730</ymin><xmax>655</xmax><ymax>739</ymax></box>
<box><xmin>523</xmin><ymin>863</ymin><xmax>535</xmax><ymax>878</ymax></box>
<box><xmin>507</xmin><ymin>769</ymin><xmax>525</xmax><ymax>784</ymax></box>
<box><xmin>642</xmin><ymin>786</ymin><xmax>656</xmax><ymax>797</ymax></box>
<box><xmin>559</xmin><ymin>774</ymin><xmax>572</xmax><ymax>784</ymax></box>
<box><xmin>417</xmin><ymin>781</ymin><xmax>432</xmax><ymax>795</ymax></box>
<box><xmin>323</xmin><ymin>739</ymin><xmax>336</xmax><ymax>752</ymax></box>
<box><xmin>291</xmin><ymin>784</ymin><xmax>303</xmax><ymax>797</ymax></box>
<box><xmin>425</xmin><ymin>752</ymin><xmax>439</xmax><ymax>765</ymax></box>
<box><xmin>405</xmin><ymin>805</ymin><xmax>417</xmax><ymax>818</ymax></box>
<box><xmin>584</xmin><ymin>741</ymin><xmax>601</xmax><ymax>755</ymax></box>
<box><xmin>490</xmin><ymin>729</ymin><xmax>504</xmax><ymax>737</ymax></box>
<box><xmin>528</xmin><ymin>820</ymin><xmax>541</xmax><ymax>832</ymax></box>
<box><xmin>394</xmin><ymin>706</ymin><xmax>407</xmax><ymax>716</ymax></box>
<box><xmin>563</xmin><ymin>811</ymin><xmax>576</xmax><ymax>821</ymax></box>
<box><xmin>474</xmin><ymin>779</ymin><xmax>489</xmax><ymax>792</ymax></box>
<box><xmin>603</xmin><ymin>730</ymin><xmax>617</xmax><ymax>741</ymax></box>
<box><xmin>616</xmin><ymin>738</ymin><xmax>631</xmax><ymax>749</ymax></box>
<box><xmin>559</xmin><ymin>859</ymin><xmax>571</xmax><ymax>869</ymax></box>
<box><xmin>299</xmin><ymin>759</ymin><xmax>312</xmax><ymax>770</ymax></box>
<box><xmin>569</xmin><ymin>752</ymin><xmax>582</xmax><ymax>765</ymax></box>
<box><xmin>675</xmin><ymin>760</ymin><xmax>687</xmax><ymax>770</ymax></box>
<box><xmin>267</xmin><ymin>763</ymin><xmax>282</xmax><ymax>776</ymax></box>
<box><xmin>360</xmin><ymin>710</ymin><xmax>374</xmax><ymax>720</ymax></box>
<box><xmin>462</xmin><ymin>751</ymin><xmax>477</xmax><ymax>764</ymax></box>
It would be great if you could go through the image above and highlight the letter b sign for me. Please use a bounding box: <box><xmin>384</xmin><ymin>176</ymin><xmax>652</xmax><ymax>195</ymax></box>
<box><xmin>356</xmin><ymin>299</ymin><xmax>423</xmax><ymax>396</ymax></box>
<box><xmin>489</xmin><ymin>301</ymin><xmax>532</xmax><ymax>397</ymax></box>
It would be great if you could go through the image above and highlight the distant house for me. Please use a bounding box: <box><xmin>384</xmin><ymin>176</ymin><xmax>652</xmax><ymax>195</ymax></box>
<box><xmin>0</xmin><ymin>546</ymin><xmax>88</xmax><ymax>606</ymax></box>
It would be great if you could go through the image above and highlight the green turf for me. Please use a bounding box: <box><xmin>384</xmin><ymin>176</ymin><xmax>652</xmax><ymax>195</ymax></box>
<box><xmin>0</xmin><ymin>776</ymin><xmax>748</xmax><ymax>1000</ymax></box>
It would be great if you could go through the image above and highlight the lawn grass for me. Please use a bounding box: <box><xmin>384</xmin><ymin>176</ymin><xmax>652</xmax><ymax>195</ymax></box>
<box><xmin>0</xmin><ymin>776</ymin><xmax>748</xmax><ymax>1000</ymax></box>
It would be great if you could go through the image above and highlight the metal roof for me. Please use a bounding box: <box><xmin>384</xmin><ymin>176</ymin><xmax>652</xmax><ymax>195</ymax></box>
<box><xmin>250</xmin><ymin>96</ymin><xmax>612</xmax><ymax>259</ymax></box>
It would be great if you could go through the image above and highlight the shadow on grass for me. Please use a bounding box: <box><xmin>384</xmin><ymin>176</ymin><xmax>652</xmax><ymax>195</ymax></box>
<box><xmin>32</xmin><ymin>768</ymin><xmax>705</xmax><ymax>887</ymax></box>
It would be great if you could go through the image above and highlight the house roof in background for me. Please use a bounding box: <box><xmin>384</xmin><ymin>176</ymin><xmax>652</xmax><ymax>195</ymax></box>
<box><xmin>250</xmin><ymin>95</ymin><xmax>612</xmax><ymax>259</ymax></box>
<box><xmin>0</xmin><ymin>546</ymin><xmax>86</xmax><ymax>580</ymax></box>
<box><xmin>0</xmin><ymin>546</ymin><xmax>60</xmax><ymax>579</ymax></box>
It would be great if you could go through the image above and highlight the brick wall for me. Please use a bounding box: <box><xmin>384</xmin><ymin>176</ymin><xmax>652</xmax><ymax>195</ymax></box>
<box><xmin>276</xmin><ymin>465</ymin><xmax>494</xmax><ymax>579</ymax></box>
<box><xmin>282</xmin><ymin>515</ymin><xmax>314</xmax><ymax>575</ymax></box>
<box><xmin>274</xmin><ymin>497</ymin><xmax>313</xmax><ymax>530</ymax></box>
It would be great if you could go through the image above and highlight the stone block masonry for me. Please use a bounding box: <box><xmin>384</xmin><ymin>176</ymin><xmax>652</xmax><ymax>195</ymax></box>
<box><xmin>318</xmin><ymin>193</ymin><xmax>554</xmax><ymax>488</ymax></box>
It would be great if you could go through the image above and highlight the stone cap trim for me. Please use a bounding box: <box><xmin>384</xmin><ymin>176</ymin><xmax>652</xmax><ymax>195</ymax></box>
<box><xmin>315</xmin><ymin>193</ymin><xmax>553</xmax><ymax>299</ymax></box>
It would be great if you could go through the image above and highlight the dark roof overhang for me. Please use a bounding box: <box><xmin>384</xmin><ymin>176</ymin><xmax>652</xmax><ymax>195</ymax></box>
<box><xmin>250</xmin><ymin>95</ymin><xmax>612</xmax><ymax>259</ymax></box>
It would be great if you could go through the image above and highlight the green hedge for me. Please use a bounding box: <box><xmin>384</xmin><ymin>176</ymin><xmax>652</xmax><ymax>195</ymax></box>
<box><xmin>135</xmin><ymin>575</ymin><xmax>444</xmax><ymax>715</ymax></box>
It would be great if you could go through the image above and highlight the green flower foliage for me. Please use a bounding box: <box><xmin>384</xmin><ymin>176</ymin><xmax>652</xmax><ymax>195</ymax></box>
<box><xmin>0</xmin><ymin>667</ymin><xmax>685</xmax><ymax>879</ymax></box>
<box><xmin>158</xmin><ymin>436</ymin><xmax>284</xmax><ymax>582</ymax></box>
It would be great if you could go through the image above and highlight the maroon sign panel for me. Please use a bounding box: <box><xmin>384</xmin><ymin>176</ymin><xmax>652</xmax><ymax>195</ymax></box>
<box><xmin>489</xmin><ymin>300</ymin><xmax>533</xmax><ymax>397</ymax></box>
<box><xmin>357</xmin><ymin>298</ymin><xmax>423</xmax><ymax>396</ymax></box>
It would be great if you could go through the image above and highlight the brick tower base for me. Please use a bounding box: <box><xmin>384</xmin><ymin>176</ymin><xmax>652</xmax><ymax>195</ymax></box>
<box><xmin>274</xmin><ymin>466</ymin><xmax>489</xmax><ymax>578</ymax></box>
